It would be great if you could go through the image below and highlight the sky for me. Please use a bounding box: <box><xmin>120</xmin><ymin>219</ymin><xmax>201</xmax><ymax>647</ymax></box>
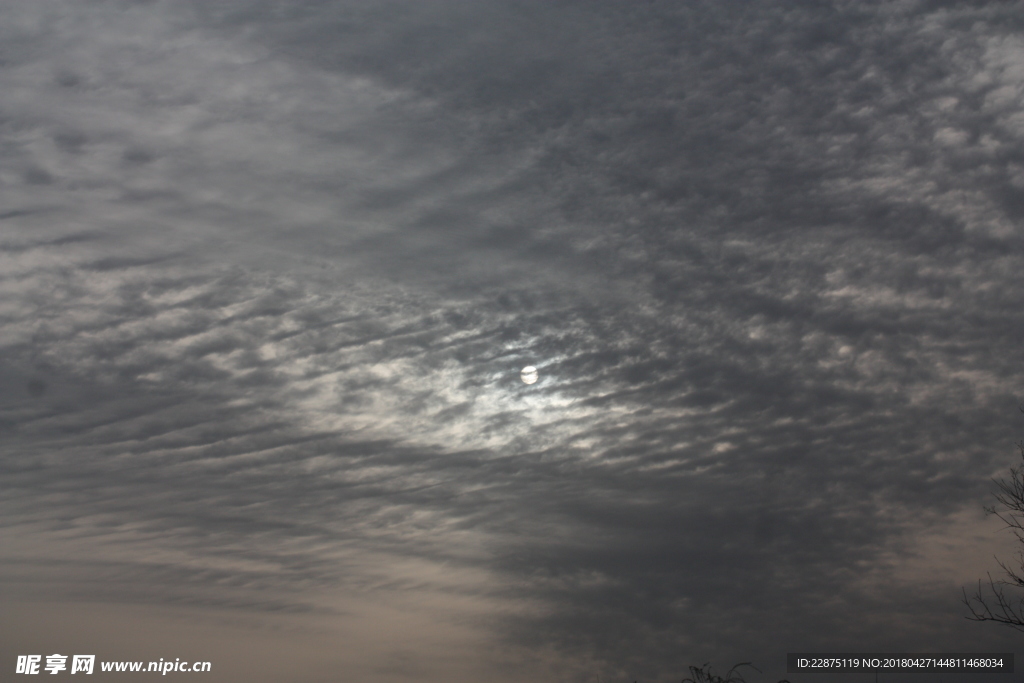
<box><xmin>2</xmin><ymin>1</ymin><xmax>1024</xmax><ymax>681</ymax></box>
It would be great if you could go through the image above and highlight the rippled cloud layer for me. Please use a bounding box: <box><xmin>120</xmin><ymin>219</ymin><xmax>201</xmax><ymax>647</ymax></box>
<box><xmin>3</xmin><ymin>1</ymin><xmax>1024</xmax><ymax>682</ymax></box>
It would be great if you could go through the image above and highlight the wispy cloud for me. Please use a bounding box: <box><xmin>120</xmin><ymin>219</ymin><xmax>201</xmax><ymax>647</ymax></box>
<box><xmin>3</xmin><ymin>1</ymin><xmax>1024</xmax><ymax>682</ymax></box>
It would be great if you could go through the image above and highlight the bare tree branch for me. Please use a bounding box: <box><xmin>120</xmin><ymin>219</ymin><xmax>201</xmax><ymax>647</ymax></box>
<box><xmin>964</xmin><ymin>407</ymin><xmax>1024</xmax><ymax>630</ymax></box>
<box><xmin>680</xmin><ymin>662</ymin><xmax>790</xmax><ymax>683</ymax></box>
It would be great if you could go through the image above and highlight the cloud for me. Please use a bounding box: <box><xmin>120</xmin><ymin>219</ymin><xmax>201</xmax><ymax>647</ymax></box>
<box><xmin>3</xmin><ymin>1</ymin><xmax>1024</xmax><ymax>682</ymax></box>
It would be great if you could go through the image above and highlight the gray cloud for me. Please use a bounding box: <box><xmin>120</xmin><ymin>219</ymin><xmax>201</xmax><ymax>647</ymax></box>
<box><xmin>3</xmin><ymin>1</ymin><xmax>1024</xmax><ymax>682</ymax></box>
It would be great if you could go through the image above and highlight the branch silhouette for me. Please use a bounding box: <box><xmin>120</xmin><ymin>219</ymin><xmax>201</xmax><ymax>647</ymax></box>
<box><xmin>964</xmin><ymin>407</ymin><xmax>1024</xmax><ymax>630</ymax></box>
<box><xmin>680</xmin><ymin>661</ymin><xmax>791</xmax><ymax>683</ymax></box>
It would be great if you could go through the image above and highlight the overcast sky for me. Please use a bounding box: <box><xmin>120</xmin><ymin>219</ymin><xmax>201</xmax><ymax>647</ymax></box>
<box><xmin>3</xmin><ymin>1</ymin><xmax>1024</xmax><ymax>681</ymax></box>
